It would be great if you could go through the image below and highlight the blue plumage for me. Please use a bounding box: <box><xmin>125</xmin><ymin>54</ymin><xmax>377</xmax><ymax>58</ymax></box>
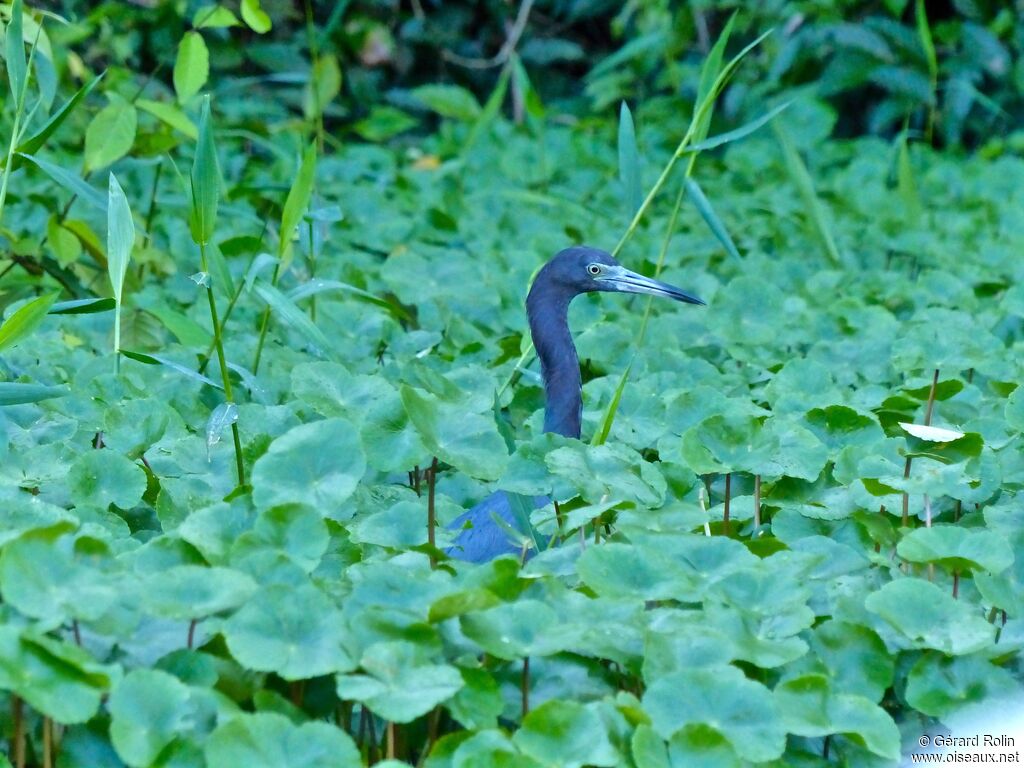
<box><xmin>445</xmin><ymin>246</ymin><xmax>704</xmax><ymax>562</ymax></box>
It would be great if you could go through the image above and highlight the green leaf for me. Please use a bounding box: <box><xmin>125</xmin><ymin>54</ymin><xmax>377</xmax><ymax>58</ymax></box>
<box><xmin>773</xmin><ymin>120</ymin><xmax>843</xmax><ymax>266</ymax></box>
<box><xmin>83</xmin><ymin>98</ymin><xmax>137</xmax><ymax>172</ymax></box>
<box><xmin>897</xmin><ymin>526</ymin><xmax>1013</xmax><ymax>574</ymax></box>
<box><xmin>141</xmin><ymin>565</ymin><xmax>257</xmax><ymax>620</ymax></box>
<box><xmin>251</xmin><ymin>418</ymin><xmax>366</xmax><ymax>515</ymax></box>
<box><xmin>685</xmin><ymin>178</ymin><xmax>741</xmax><ymax>261</ymax></box>
<box><xmin>121</xmin><ymin>349</ymin><xmax>222</xmax><ymax>389</ymax></box>
<box><xmin>1005</xmin><ymin>386</ymin><xmax>1024</xmax><ymax>432</ymax></box>
<box><xmin>109</xmin><ymin>669</ymin><xmax>192</xmax><ymax>768</ymax></box>
<box><xmin>206</xmin><ymin>713</ymin><xmax>360</xmax><ymax>768</ymax></box>
<box><xmin>15</xmin><ymin>72</ymin><xmax>104</xmax><ymax>157</ymax></box>
<box><xmin>591</xmin><ymin>361</ymin><xmax>631</xmax><ymax>446</ymax></box>
<box><xmin>0</xmin><ymin>382</ymin><xmax>67</xmax><ymax>405</ymax></box>
<box><xmin>279</xmin><ymin>142</ymin><xmax>317</xmax><ymax>265</ymax></box>
<box><xmin>302</xmin><ymin>54</ymin><xmax>341</xmax><ymax>119</ymax></box>
<box><xmin>174</xmin><ymin>31</ymin><xmax>209</xmax><ymax>102</ymax></box>
<box><xmin>915</xmin><ymin>0</ymin><xmax>937</xmax><ymax>84</ymax></box>
<box><xmin>460</xmin><ymin>600</ymin><xmax>564</xmax><ymax>659</ymax></box>
<box><xmin>69</xmin><ymin>449</ymin><xmax>147</xmax><ymax>508</ymax></box>
<box><xmin>241</xmin><ymin>0</ymin><xmax>272</xmax><ymax>33</ymax></box>
<box><xmin>683</xmin><ymin>101</ymin><xmax>792</xmax><ymax>153</ymax></box>
<box><xmin>5</xmin><ymin>0</ymin><xmax>26</xmax><ymax>104</ymax></box>
<box><xmin>253</xmin><ymin>281</ymin><xmax>334</xmax><ymax>358</ymax></box>
<box><xmin>107</xmin><ymin>172</ymin><xmax>134</xmax><ymax>308</ymax></box>
<box><xmin>906</xmin><ymin>653</ymin><xmax>1019</xmax><ymax>718</ymax></box>
<box><xmin>222</xmin><ymin>582</ymin><xmax>355</xmax><ymax>679</ymax></box>
<box><xmin>189</xmin><ymin>95</ymin><xmax>219</xmax><ymax>245</ymax></box>
<box><xmin>136</xmin><ymin>98</ymin><xmax>198</xmax><ymax>139</ymax></box>
<box><xmin>0</xmin><ymin>291</ymin><xmax>59</xmax><ymax>352</ymax></box>
<box><xmin>0</xmin><ymin>524</ymin><xmax>119</xmax><ymax>624</ymax></box>
<box><xmin>514</xmin><ymin>701</ymin><xmax>619</xmax><ymax>768</ymax></box>
<box><xmin>335</xmin><ymin>641</ymin><xmax>463</xmax><ymax>723</ymax></box>
<box><xmin>618</xmin><ymin>102</ymin><xmax>641</xmax><ymax>219</ymax></box>
<box><xmin>193</xmin><ymin>5</ymin><xmax>239</xmax><ymax>28</ymax></box>
<box><xmin>401</xmin><ymin>385</ymin><xmax>508</xmax><ymax>481</ymax></box>
<box><xmin>18</xmin><ymin>152</ymin><xmax>106</xmax><ymax>209</ymax></box>
<box><xmin>50</xmin><ymin>297</ymin><xmax>115</xmax><ymax>314</ymax></box>
<box><xmin>691</xmin><ymin>12</ymin><xmax>735</xmax><ymax>140</ymax></box>
<box><xmin>642</xmin><ymin>666</ymin><xmax>785</xmax><ymax>762</ymax></box>
<box><xmin>865</xmin><ymin>578</ymin><xmax>995</xmax><ymax>654</ymax></box>
<box><xmin>412</xmin><ymin>84</ymin><xmax>481</xmax><ymax>121</ymax></box>
<box><xmin>0</xmin><ymin>627</ymin><xmax>113</xmax><ymax>724</ymax></box>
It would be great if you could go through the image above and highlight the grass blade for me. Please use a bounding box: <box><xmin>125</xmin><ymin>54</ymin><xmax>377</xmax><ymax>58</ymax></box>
<box><xmin>0</xmin><ymin>292</ymin><xmax>60</xmax><ymax>352</ymax></box>
<box><xmin>18</xmin><ymin>153</ymin><xmax>106</xmax><ymax>209</ymax></box>
<box><xmin>897</xmin><ymin>128</ymin><xmax>922</xmax><ymax>225</ymax></box>
<box><xmin>692</xmin><ymin>12</ymin><xmax>736</xmax><ymax>140</ymax></box>
<box><xmin>6</xmin><ymin>0</ymin><xmax>26</xmax><ymax>105</ymax></box>
<box><xmin>773</xmin><ymin>121</ymin><xmax>843</xmax><ymax>267</ymax></box>
<box><xmin>287</xmin><ymin>278</ymin><xmax>411</xmax><ymax>322</ymax></box>
<box><xmin>279</xmin><ymin>141</ymin><xmax>317</xmax><ymax>267</ymax></box>
<box><xmin>49</xmin><ymin>298</ymin><xmax>115</xmax><ymax>315</ymax></box>
<box><xmin>685</xmin><ymin>178</ymin><xmax>741</xmax><ymax>261</ymax></box>
<box><xmin>684</xmin><ymin>101</ymin><xmax>792</xmax><ymax>154</ymax></box>
<box><xmin>107</xmin><ymin>173</ymin><xmax>135</xmax><ymax>370</ymax></box>
<box><xmin>0</xmin><ymin>382</ymin><xmax>67</xmax><ymax>406</ymax></box>
<box><xmin>190</xmin><ymin>95</ymin><xmax>219</xmax><ymax>246</ymax></box>
<box><xmin>591</xmin><ymin>361</ymin><xmax>632</xmax><ymax>446</ymax></box>
<box><xmin>14</xmin><ymin>72</ymin><xmax>104</xmax><ymax>158</ymax></box>
<box><xmin>121</xmin><ymin>349</ymin><xmax>222</xmax><ymax>389</ymax></box>
<box><xmin>618</xmin><ymin>101</ymin><xmax>641</xmax><ymax>219</ymax></box>
<box><xmin>253</xmin><ymin>280</ymin><xmax>333</xmax><ymax>359</ymax></box>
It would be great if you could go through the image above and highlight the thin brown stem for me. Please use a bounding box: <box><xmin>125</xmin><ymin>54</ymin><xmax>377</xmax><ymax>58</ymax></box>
<box><xmin>442</xmin><ymin>0</ymin><xmax>535</xmax><ymax>69</ymax></box>
<box><xmin>187</xmin><ymin>619</ymin><xmax>197</xmax><ymax>649</ymax></box>
<box><xmin>427</xmin><ymin>457</ymin><xmax>438</xmax><ymax>566</ymax></box>
<box><xmin>13</xmin><ymin>695</ymin><xmax>25</xmax><ymax>768</ymax></box>
<box><xmin>723</xmin><ymin>473</ymin><xmax>732</xmax><ymax>536</ymax></box>
<box><xmin>521</xmin><ymin>657</ymin><xmax>530</xmax><ymax>718</ymax></box>
<box><xmin>385</xmin><ymin>721</ymin><xmax>395</xmax><ymax>760</ymax></box>
<box><xmin>43</xmin><ymin>717</ymin><xmax>52</xmax><ymax>768</ymax></box>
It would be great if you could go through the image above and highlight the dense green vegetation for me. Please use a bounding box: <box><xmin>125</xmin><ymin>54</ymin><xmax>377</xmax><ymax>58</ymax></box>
<box><xmin>2</xmin><ymin>1</ymin><xmax>1024</xmax><ymax>766</ymax></box>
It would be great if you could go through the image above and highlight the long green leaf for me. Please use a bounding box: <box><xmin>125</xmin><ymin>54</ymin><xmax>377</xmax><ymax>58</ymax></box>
<box><xmin>897</xmin><ymin>129</ymin><xmax>922</xmax><ymax>225</ymax></box>
<box><xmin>685</xmin><ymin>178</ymin><xmax>741</xmax><ymax>261</ymax></box>
<box><xmin>0</xmin><ymin>382</ymin><xmax>67</xmax><ymax>406</ymax></box>
<box><xmin>107</xmin><ymin>173</ymin><xmax>134</xmax><ymax>304</ymax></box>
<box><xmin>684</xmin><ymin>101</ymin><xmax>792</xmax><ymax>154</ymax></box>
<box><xmin>121</xmin><ymin>349</ymin><xmax>222</xmax><ymax>389</ymax></box>
<box><xmin>692</xmin><ymin>12</ymin><xmax>736</xmax><ymax>140</ymax></box>
<box><xmin>618</xmin><ymin>101</ymin><xmax>641</xmax><ymax>219</ymax></box>
<box><xmin>287</xmin><ymin>278</ymin><xmax>411</xmax><ymax>322</ymax></box>
<box><xmin>253</xmin><ymin>281</ymin><xmax>334</xmax><ymax>360</ymax></box>
<box><xmin>107</xmin><ymin>173</ymin><xmax>134</xmax><ymax>368</ymax></box>
<box><xmin>773</xmin><ymin>121</ymin><xmax>843</xmax><ymax>266</ymax></box>
<box><xmin>915</xmin><ymin>0</ymin><xmax>937</xmax><ymax>83</ymax></box>
<box><xmin>6</xmin><ymin>0</ymin><xmax>26</xmax><ymax>104</ymax></box>
<box><xmin>14</xmin><ymin>72</ymin><xmax>104</xmax><ymax>158</ymax></box>
<box><xmin>278</xmin><ymin>142</ymin><xmax>316</xmax><ymax>266</ymax></box>
<box><xmin>49</xmin><ymin>298</ymin><xmax>115</xmax><ymax>315</ymax></box>
<box><xmin>18</xmin><ymin>153</ymin><xmax>106</xmax><ymax>209</ymax></box>
<box><xmin>591</xmin><ymin>361</ymin><xmax>632</xmax><ymax>447</ymax></box>
<box><xmin>189</xmin><ymin>95</ymin><xmax>219</xmax><ymax>245</ymax></box>
<box><xmin>463</xmin><ymin>63</ymin><xmax>511</xmax><ymax>158</ymax></box>
<box><xmin>0</xmin><ymin>292</ymin><xmax>60</xmax><ymax>352</ymax></box>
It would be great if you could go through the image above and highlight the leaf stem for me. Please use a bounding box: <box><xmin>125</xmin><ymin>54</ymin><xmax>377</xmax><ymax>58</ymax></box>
<box><xmin>12</xmin><ymin>695</ymin><xmax>24</xmax><ymax>768</ymax></box>
<box><xmin>427</xmin><ymin>456</ymin><xmax>438</xmax><ymax>567</ymax></box>
<box><xmin>200</xmin><ymin>241</ymin><xmax>245</xmax><ymax>485</ymax></box>
<box><xmin>521</xmin><ymin>657</ymin><xmax>530</xmax><ymax>718</ymax></box>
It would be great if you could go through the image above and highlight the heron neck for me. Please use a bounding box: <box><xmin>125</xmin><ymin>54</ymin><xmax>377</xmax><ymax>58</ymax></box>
<box><xmin>526</xmin><ymin>282</ymin><xmax>582</xmax><ymax>439</ymax></box>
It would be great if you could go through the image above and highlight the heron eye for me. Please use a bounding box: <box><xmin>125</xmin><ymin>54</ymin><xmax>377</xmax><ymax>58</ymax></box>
<box><xmin>587</xmin><ymin>264</ymin><xmax>601</xmax><ymax>276</ymax></box>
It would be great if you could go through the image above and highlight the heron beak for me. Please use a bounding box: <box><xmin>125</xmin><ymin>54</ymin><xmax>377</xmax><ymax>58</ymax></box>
<box><xmin>601</xmin><ymin>266</ymin><xmax>706</xmax><ymax>305</ymax></box>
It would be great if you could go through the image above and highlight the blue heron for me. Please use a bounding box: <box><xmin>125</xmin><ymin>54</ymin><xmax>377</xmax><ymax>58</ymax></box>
<box><xmin>445</xmin><ymin>245</ymin><xmax>705</xmax><ymax>562</ymax></box>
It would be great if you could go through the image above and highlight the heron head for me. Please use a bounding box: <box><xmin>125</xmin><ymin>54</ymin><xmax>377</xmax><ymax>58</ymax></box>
<box><xmin>545</xmin><ymin>246</ymin><xmax>705</xmax><ymax>305</ymax></box>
